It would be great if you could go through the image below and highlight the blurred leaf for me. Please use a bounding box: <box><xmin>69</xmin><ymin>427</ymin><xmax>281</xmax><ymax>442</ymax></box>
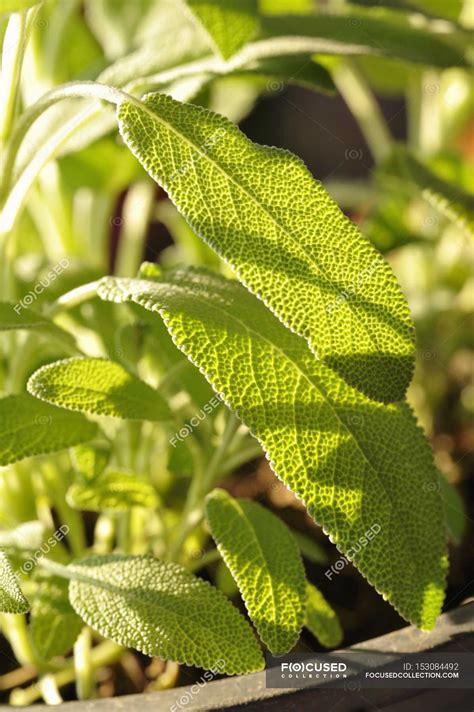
<box><xmin>0</xmin><ymin>302</ymin><xmax>75</xmax><ymax>347</ymax></box>
<box><xmin>240</xmin><ymin>55</ymin><xmax>335</xmax><ymax>94</ymax></box>
<box><xmin>71</xmin><ymin>443</ymin><xmax>110</xmax><ymax>482</ymax></box>
<box><xmin>305</xmin><ymin>583</ymin><xmax>343</xmax><ymax>648</ymax></box>
<box><xmin>27</xmin><ymin>357</ymin><xmax>172</xmax><ymax>422</ymax></box>
<box><xmin>84</xmin><ymin>0</ymin><xmax>155</xmax><ymax>59</ymax></box>
<box><xmin>0</xmin><ymin>394</ymin><xmax>97</xmax><ymax>466</ymax></box>
<box><xmin>292</xmin><ymin>530</ymin><xmax>329</xmax><ymax>564</ymax></box>
<box><xmin>0</xmin><ymin>0</ymin><xmax>38</xmax><ymax>12</ymax></box>
<box><xmin>385</xmin><ymin>148</ymin><xmax>474</xmax><ymax>238</ymax></box>
<box><xmin>439</xmin><ymin>476</ymin><xmax>466</xmax><ymax>545</ymax></box>
<box><xmin>259</xmin><ymin>0</ymin><xmax>313</xmax><ymax>13</ymax></box>
<box><xmin>260</xmin><ymin>13</ymin><xmax>468</xmax><ymax>67</ymax></box>
<box><xmin>30</xmin><ymin>575</ymin><xmax>83</xmax><ymax>659</ymax></box>
<box><xmin>0</xmin><ymin>521</ymin><xmax>46</xmax><ymax>552</ymax></box>
<box><xmin>67</xmin><ymin>471</ymin><xmax>159</xmax><ymax>511</ymax></box>
<box><xmin>185</xmin><ymin>0</ymin><xmax>259</xmax><ymax>60</ymax></box>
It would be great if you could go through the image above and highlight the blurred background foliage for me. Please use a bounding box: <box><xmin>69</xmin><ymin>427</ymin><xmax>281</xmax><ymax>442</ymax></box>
<box><xmin>0</xmin><ymin>0</ymin><xmax>473</xmax><ymax>679</ymax></box>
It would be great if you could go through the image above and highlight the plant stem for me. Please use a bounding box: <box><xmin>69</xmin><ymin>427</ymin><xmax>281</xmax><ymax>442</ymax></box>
<box><xmin>333</xmin><ymin>60</ymin><xmax>393</xmax><ymax>164</ymax></box>
<box><xmin>0</xmin><ymin>11</ymin><xmax>28</xmax><ymax>143</ymax></box>
<box><xmin>48</xmin><ymin>279</ymin><xmax>101</xmax><ymax>316</ymax></box>
<box><xmin>9</xmin><ymin>640</ymin><xmax>123</xmax><ymax>706</ymax></box>
<box><xmin>38</xmin><ymin>675</ymin><xmax>62</xmax><ymax>705</ymax></box>
<box><xmin>115</xmin><ymin>180</ymin><xmax>155</xmax><ymax>277</ymax></box>
<box><xmin>169</xmin><ymin>412</ymin><xmax>241</xmax><ymax>560</ymax></box>
<box><xmin>74</xmin><ymin>627</ymin><xmax>94</xmax><ymax>700</ymax></box>
<box><xmin>0</xmin><ymin>614</ymin><xmax>36</xmax><ymax>667</ymax></box>
<box><xmin>188</xmin><ymin>548</ymin><xmax>221</xmax><ymax>572</ymax></box>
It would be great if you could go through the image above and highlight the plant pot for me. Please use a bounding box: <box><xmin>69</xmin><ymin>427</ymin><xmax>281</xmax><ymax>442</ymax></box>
<box><xmin>5</xmin><ymin>601</ymin><xmax>473</xmax><ymax>712</ymax></box>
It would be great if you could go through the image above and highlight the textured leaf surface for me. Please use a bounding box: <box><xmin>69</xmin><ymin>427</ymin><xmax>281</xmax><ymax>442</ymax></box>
<box><xmin>186</xmin><ymin>0</ymin><xmax>258</xmax><ymax>60</ymax></box>
<box><xmin>97</xmin><ymin>269</ymin><xmax>447</xmax><ymax>629</ymax></box>
<box><xmin>117</xmin><ymin>92</ymin><xmax>414</xmax><ymax>403</ymax></box>
<box><xmin>260</xmin><ymin>14</ymin><xmax>467</xmax><ymax>67</ymax></box>
<box><xmin>71</xmin><ymin>443</ymin><xmax>110</xmax><ymax>483</ymax></box>
<box><xmin>27</xmin><ymin>358</ymin><xmax>171</xmax><ymax>422</ymax></box>
<box><xmin>0</xmin><ymin>551</ymin><xmax>29</xmax><ymax>614</ymax></box>
<box><xmin>206</xmin><ymin>489</ymin><xmax>306</xmax><ymax>653</ymax></box>
<box><xmin>305</xmin><ymin>583</ymin><xmax>343</xmax><ymax>648</ymax></box>
<box><xmin>0</xmin><ymin>303</ymin><xmax>75</xmax><ymax>346</ymax></box>
<box><xmin>30</xmin><ymin>576</ymin><xmax>83</xmax><ymax>659</ymax></box>
<box><xmin>0</xmin><ymin>394</ymin><xmax>97</xmax><ymax>466</ymax></box>
<box><xmin>67</xmin><ymin>471</ymin><xmax>159</xmax><ymax>511</ymax></box>
<box><xmin>67</xmin><ymin>554</ymin><xmax>264</xmax><ymax>673</ymax></box>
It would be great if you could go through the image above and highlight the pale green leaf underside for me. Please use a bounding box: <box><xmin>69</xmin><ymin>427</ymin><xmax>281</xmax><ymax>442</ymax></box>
<box><xmin>0</xmin><ymin>521</ymin><xmax>46</xmax><ymax>552</ymax></box>
<box><xmin>0</xmin><ymin>302</ymin><xmax>75</xmax><ymax>347</ymax></box>
<box><xmin>305</xmin><ymin>583</ymin><xmax>343</xmax><ymax>648</ymax></box>
<box><xmin>67</xmin><ymin>554</ymin><xmax>264</xmax><ymax>674</ymax></box>
<box><xmin>0</xmin><ymin>551</ymin><xmax>29</xmax><ymax>614</ymax></box>
<box><xmin>0</xmin><ymin>394</ymin><xmax>97</xmax><ymax>466</ymax></box>
<box><xmin>206</xmin><ymin>489</ymin><xmax>306</xmax><ymax>653</ymax></box>
<box><xmin>186</xmin><ymin>0</ymin><xmax>258</xmax><ymax>60</ymax></box>
<box><xmin>27</xmin><ymin>357</ymin><xmax>171</xmax><ymax>422</ymax></box>
<box><xmin>117</xmin><ymin>92</ymin><xmax>414</xmax><ymax>403</ymax></box>
<box><xmin>97</xmin><ymin>269</ymin><xmax>447</xmax><ymax>629</ymax></box>
<box><xmin>30</xmin><ymin>576</ymin><xmax>83</xmax><ymax>660</ymax></box>
<box><xmin>67</xmin><ymin>471</ymin><xmax>159</xmax><ymax>511</ymax></box>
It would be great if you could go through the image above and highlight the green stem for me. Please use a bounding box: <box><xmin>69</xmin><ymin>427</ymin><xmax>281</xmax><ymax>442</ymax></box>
<box><xmin>38</xmin><ymin>675</ymin><xmax>62</xmax><ymax>705</ymax></box>
<box><xmin>9</xmin><ymin>640</ymin><xmax>123</xmax><ymax>706</ymax></box>
<box><xmin>169</xmin><ymin>412</ymin><xmax>241</xmax><ymax>560</ymax></box>
<box><xmin>188</xmin><ymin>547</ymin><xmax>221</xmax><ymax>572</ymax></box>
<box><xmin>0</xmin><ymin>614</ymin><xmax>36</xmax><ymax>667</ymax></box>
<box><xmin>74</xmin><ymin>627</ymin><xmax>94</xmax><ymax>701</ymax></box>
<box><xmin>40</xmin><ymin>462</ymin><xmax>86</xmax><ymax>557</ymax></box>
<box><xmin>115</xmin><ymin>181</ymin><xmax>155</xmax><ymax>277</ymax></box>
<box><xmin>0</xmin><ymin>11</ymin><xmax>28</xmax><ymax>143</ymax></box>
<box><xmin>333</xmin><ymin>60</ymin><xmax>393</xmax><ymax>164</ymax></box>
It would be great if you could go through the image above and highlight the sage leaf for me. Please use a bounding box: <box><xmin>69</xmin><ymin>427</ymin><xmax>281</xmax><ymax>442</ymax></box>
<box><xmin>30</xmin><ymin>575</ymin><xmax>83</xmax><ymax>660</ymax></box>
<box><xmin>117</xmin><ymin>92</ymin><xmax>415</xmax><ymax>403</ymax></box>
<box><xmin>97</xmin><ymin>269</ymin><xmax>448</xmax><ymax>629</ymax></box>
<box><xmin>67</xmin><ymin>554</ymin><xmax>264</xmax><ymax>674</ymax></box>
<box><xmin>71</xmin><ymin>443</ymin><xmax>110</xmax><ymax>483</ymax></box>
<box><xmin>0</xmin><ymin>551</ymin><xmax>29</xmax><ymax>614</ymax></box>
<box><xmin>185</xmin><ymin>0</ymin><xmax>259</xmax><ymax>60</ymax></box>
<box><xmin>305</xmin><ymin>583</ymin><xmax>343</xmax><ymax>648</ymax></box>
<box><xmin>206</xmin><ymin>489</ymin><xmax>306</xmax><ymax>653</ymax></box>
<box><xmin>0</xmin><ymin>394</ymin><xmax>97</xmax><ymax>466</ymax></box>
<box><xmin>66</xmin><ymin>471</ymin><xmax>159</xmax><ymax>511</ymax></box>
<box><xmin>27</xmin><ymin>357</ymin><xmax>171</xmax><ymax>422</ymax></box>
<box><xmin>0</xmin><ymin>302</ymin><xmax>75</xmax><ymax>347</ymax></box>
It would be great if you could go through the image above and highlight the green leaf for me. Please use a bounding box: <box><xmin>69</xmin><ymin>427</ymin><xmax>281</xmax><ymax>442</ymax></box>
<box><xmin>185</xmin><ymin>0</ymin><xmax>259</xmax><ymax>60</ymax></box>
<box><xmin>67</xmin><ymin>554</ymin><xmax>264</xmax><ymax>673</ymax></box>
<box><xmin>0</xmin><ymin>521</ymin><xmax>46</xmax><ymax>552</ymax></box>
<box><xmin>71</xmin><ymin>443</ymin><xmax>110</xmax><ymax>483</ymax></box>
<box><xmin>66</xmin><ymin>471</ymin><xmax>159</xmax><ymax>511</ymax></box>
<box><xmin>439</xmin><ymin>476</ymin><xmax>466</xmax><ymax>545</ymax></box>
<box><xmin>97</xmin><ymin>269</ymin><xmax>448</xmax><ymax>629</ymax></box>
<box><xmin>0</xmin><ymin>0</ymin><xmax>38</xmax><ymax>12</ymax></box>
<box><xmin>260</xmin><ymin>14</ymin><xmax>468</xmax><ymax>67</ymax></box>
<box><xmin>27</xmin><ymin>357</ymin><xmax>172</xmax><ymax>422</ymax></box>
<box><xmin>117</xmin><ymin>93</ymin><xmax>415</xmax><ymax>403</ymax></box>
<box><xmin>240</xmin><ymin>56</ymin><xmax>335</xmax><ymax>94</ymax></box>
<box><xmin>30</xmin><ymin>575</ymin><xmax>83</xmax><ymax>660</ymax></box>
<box><xmin>305</xmin><ymin>583</ymin><xmax>343</xmax><ymax>648</ymax></box>
<box><xmin>292</xmin><ymin>530</ymin><xmax>328</xmax><ymax>565</ymax></box>
<box><xmin>0</xmin><ymin>394</ymin><xmax>97</xmax><ymax>466</ymax></box>
<box><xmin>0</xmin><ymin>302</ymin><xmax>75</xmax><ymax>347</ymax></box>
<box><xmin>206</xmin><ymin>489</ymin><xmax>306</xmax><ymax>653</ymax></box>
<box><xmin>385</xmin><ymin>148</ymin><xmax>474</xmax><ymax>238</ymax></box>
<box><xmin>0</xmin><ymin>551</ymin><xmax>29</xmax><ymax>614</ymax></box>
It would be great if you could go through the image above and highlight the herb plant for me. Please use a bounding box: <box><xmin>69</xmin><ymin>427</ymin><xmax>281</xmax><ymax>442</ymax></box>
<box><xmin>0</xmin><ymin>0</ymin><xmax>472</xmax><ymax>705</ymax></box>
